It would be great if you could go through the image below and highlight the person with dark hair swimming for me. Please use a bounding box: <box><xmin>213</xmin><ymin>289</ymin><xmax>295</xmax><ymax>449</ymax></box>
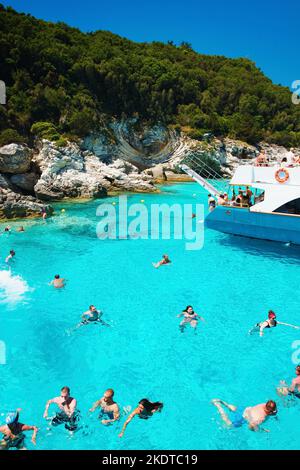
<box><xmin>118</xmin><ymin>399</ymin><xmax>163</xmax><ymax>438</ymax></box>
<box><xmin>49</xmin><ymin>274</ymin><xmax>66</xmax><ymax>289</ymax></box>
<box><xmin>249</xmin><ymin>310</ymin><xmax>300</xmax><ymax>337</ymax></box>
<box><xmin>43</xmin><ymin>386</ymin><xmax>80</xmax><ymax>432</ymax></box>
<box><xmin>177</xmin><ymin>305</ymin><xmax>205</xmax><ymax>333</ymax></box>
<box><xmin>152</xmin><ymin>254</ymin><xmax>171</xmax><ymax>269</ymax></box>
<box><xmin>0</xmin><ymin>409</ymin><xmax>38</xmax><ymax>450</ymax></box>
<box><xmin>211</xmin><ymin>399</ymin><xmax>277</xmax><ymax>432</ymax></box>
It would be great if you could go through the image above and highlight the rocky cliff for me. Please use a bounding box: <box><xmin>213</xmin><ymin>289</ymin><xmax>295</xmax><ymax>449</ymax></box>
<box><xmin>0</xmin><ymin>119</ymin><xmax>298</xmax><ymax>220</ymax></box>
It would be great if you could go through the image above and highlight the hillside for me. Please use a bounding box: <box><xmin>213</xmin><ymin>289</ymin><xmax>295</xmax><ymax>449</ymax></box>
<box><xmin>0</xmin><ymin>4</ymin><xmax>299</xmax><ymax>148</ymax></box>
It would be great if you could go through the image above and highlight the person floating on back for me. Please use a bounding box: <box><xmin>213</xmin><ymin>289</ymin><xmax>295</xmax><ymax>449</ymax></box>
<box><xmin>249</xmin><ymin>310</ymin><xmax>300</xmax><ymax>337</ymax></box>
<box><xmin>152</xmin><ymin>254</ymin><xmax>171</xmax><ymax>269</ymax></box>
<box><xmin>119</xmin><ymin>399</ymin><xmax>163</xmax><ymax>438</ymax></box>
<box><xmin>0</xmin><ymin>409</ymin><xmax>38</xmax><ymax>450</ymax></box>
<box><xmin>211</xmin><ymin>398</ymin><xmax>277</xmax><ymax>432</ymax></box>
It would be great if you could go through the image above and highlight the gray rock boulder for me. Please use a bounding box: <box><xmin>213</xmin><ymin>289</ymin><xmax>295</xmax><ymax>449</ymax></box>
<box><xmin>0</xmin><ymin>144</ymin><xmax>32</xmax><ymax>174</ymax></box>
<box><xmin>10</xmin><ymin>172</ymin><xmax>39</xmax><ymax>192</ymax></box>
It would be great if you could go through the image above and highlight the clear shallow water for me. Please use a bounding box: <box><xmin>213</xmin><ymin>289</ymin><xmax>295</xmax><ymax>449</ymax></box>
<box><xmin>0</xmin><ymin>182</ymin><xmax>300</xmax><ymax>450</ymax></box>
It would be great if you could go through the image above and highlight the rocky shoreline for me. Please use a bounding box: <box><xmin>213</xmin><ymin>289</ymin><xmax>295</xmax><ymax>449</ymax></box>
<box><xmin>0</xmin><ymin>120</ymin><xmax>298</xmax><ymax>220</ymax></box>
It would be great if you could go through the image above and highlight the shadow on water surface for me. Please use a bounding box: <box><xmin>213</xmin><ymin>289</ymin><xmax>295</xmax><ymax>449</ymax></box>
<box><xmin>212</xmin><ymin>231</ymin><xmax>300</xmax><ymax>265</ymax></box>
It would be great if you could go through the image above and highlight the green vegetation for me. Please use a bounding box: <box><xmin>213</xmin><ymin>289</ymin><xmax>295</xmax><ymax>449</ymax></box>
<box><xmin>0</xmin><ymin>4</ymin><xmax>299</xmax><ymax>147</ymax></box>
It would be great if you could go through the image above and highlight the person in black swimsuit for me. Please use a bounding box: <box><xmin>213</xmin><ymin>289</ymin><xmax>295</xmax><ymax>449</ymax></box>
<box><xmin>249</xmin><ymin>310</ymin><xmax>300</xmax><ymax>337</ymax></box>
<box><xmin>0</xmin><ymin>410</ymin><xmax>38</xmax><ymax>450</ymax></box>
<box><xmin>119</xmin><ymin>399</ymin><xmax>163</xmax><ymax>438</ymax></box>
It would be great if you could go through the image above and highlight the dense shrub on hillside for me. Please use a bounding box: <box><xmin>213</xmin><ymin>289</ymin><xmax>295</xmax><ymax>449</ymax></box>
<box><xmin>0</xmin><ymin>4</ymin><xmax>299</xmax><ymax>146</ymax></box>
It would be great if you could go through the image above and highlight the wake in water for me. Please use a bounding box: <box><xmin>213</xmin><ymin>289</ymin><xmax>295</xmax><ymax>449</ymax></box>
<box><xmin>0</xmin><ymin>269</ymin><xmax>31</xmax><ymax>304</ymax></box>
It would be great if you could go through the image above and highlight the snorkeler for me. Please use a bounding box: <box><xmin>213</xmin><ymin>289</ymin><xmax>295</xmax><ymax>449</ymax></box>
<box><xmin>211</xmin><ymin>399</ymin><xmax>277</xmax><ymax>432</ymax></box>
<box><xmin>152</xmin><ymin>254</ymin><xmax>171</xmax><ymax>268</ymax></box>
<box><xmin>0</xmin><ymin>409</ymin><xmax>38</xmax><ymax>450</ymax></box>
<box><xmin>277</xmin><ymin>365</ymin><xmax>300</xmax><ymax>402</ymax></box>
<box><xmin>249</xmin><ymin>310</ymin><xmax>300</xmax><ymax>337</ymax></box>
<box><xmin>49</xmin><ymin>274</ymin><xmax>66</xmax><ymax>289</ymax></box>
<box><xmin>89</xmin><ymin>389</ymin><xmax>120</xmax><ymax>425</ymax></box>
<box><xmin>177</xmin><ymin>305</ymin><xmax>205</xmax><ymax>333</ymax></box>
<box><xmin>43</xmin><ymin>386</ymin><xmax>80</xmax><ymax>432</ymax></box>
<box><xmin>119</xmin><ymin>399</ymin><xmax>163</xmax><ymax>438</ymax></box>
<box><xmin>5</xmin><ymin>250</ymin><xmax>15</xmax><ymax>264</ymax></box>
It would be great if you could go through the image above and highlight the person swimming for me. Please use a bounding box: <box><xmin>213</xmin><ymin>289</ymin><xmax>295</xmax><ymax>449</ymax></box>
<box><xmin>277</xmin><ymin>365</ymin><xmax>300</xmax><ymax>403</ymax></box>
<box><xmin>43</xmin><ymin>386</ymin><xmax>80</xmax><ymax>432</ymax></box>
<box><xmin>152</xmin><ymin>254</ymin><xmax>171</xmax><ymax>268</ymax></box>
<box><xmin>119</xmin><ymin>399</ymin><xmax>163</xmax><ymax>438</ymax></box>
<box><xmin>5</xmin><ymin>250</ymin><xmax>15</xmax><ymax>264</ymax></box>
<box><xmin>89</xmin><ymin>389</ymin><xmax>120</xmax><ymax>425</ymax></box>
<box><xmin>49</xmin><ymin>274</ymin><xmax>66</xmax><ymax>289</ymax></box>
<box><xmin>249</xmin><ymin>310</ymin><xmax>300</xmax><ymax>337</ymax></box>
<box><xmin>0</xmin><ymin>409</ymin><xmax>38</xmax><ymax>450</ymax></box>
<box><xmin>177</xmin><ymin>305</ymin><xmax>205</xmax><ymax>333</ymax></box>
<box><xmin>211</xmin><ymin>399</ymin><xmax>277</xmax><ymax>432</ymax></box>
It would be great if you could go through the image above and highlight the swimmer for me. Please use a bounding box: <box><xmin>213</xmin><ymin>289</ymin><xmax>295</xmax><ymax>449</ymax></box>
<box><xmin>49</xmin><ymin>274</ymin><xmax>66</xmax><ymax>289</ymax></box>
<box><xmin>72</xmin><ymin>305</ymin><xmax>109</xmax><ymax>331</ymax></box>
<box><xmin>0</xmin><ymin>409</ymin><xmax>38</xmax><ymax>450</ymax></box>
<box><xmin>152</xmin><ymin>254</ymin><xmax>171</xmax><ymax>268</ymax></box>
<box><xmin>43</xmin><ymin>386</ymin><xmax>80</xmax><ymax>432</ymax></box>
<box><xmin>5</xmin><ymin>250</ymin><xmax>15</xmax><ymax>264</ymax></box>
<box><xmin>17</xmin><ymin>226</ymin><xmax>25</xmax><ymax>232</ymax></box>
<box><xmin>277</xmin><ymin>365</ymin><xmax>300</xmax><ymax>403</ymax></box>
<box><xmin>89</xmin><ymin>389</ymin><xmax>120</xmax><ymax>425</ymax></box>
<box><xmin>119</xmin><ymin>399</ymin><xmax>163</xmax><ymax>438</ymax></box>
<box><xmin>211</xmin><ymin>399</ymin><xmax>277</xmax><ymax>432</ymax></box>
<box><xmin>249</xmin><ymin>310</ymin><xmax>300</xmax><ymax>337</ymax></box>
<box><xmin>41</xmin><ymin>207</ymin><xmax>47</xmax><ymax>220</ymax></box>
<box><xmin>177</xmin><ymin>305</ymin><xmax>205</xmax><ymax>333</ymax></box>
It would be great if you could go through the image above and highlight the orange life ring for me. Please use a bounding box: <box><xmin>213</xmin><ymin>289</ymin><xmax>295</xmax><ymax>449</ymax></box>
<box><xmin>275</xmin><ymin>168</ymin><xmax>289</xmax><ymax>183</ymax></box>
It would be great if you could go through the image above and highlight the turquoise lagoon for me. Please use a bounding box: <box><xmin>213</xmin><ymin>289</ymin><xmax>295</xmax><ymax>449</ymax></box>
<box><xmin>0</xmin><ymin>182</ymin><xmax>300</xmax><ymax>450</ymax></box>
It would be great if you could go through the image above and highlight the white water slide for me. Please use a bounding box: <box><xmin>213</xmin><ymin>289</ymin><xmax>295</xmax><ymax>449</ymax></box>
<box><xmin>179</xmin><ymin>163</ymin><xmax>221</xmax><ymax>197</ymax></box>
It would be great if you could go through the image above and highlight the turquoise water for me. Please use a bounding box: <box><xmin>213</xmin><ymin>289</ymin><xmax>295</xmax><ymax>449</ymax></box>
<box><xmin>0</xmin><ymin>182</ymin><xmax>300</xmax><ymax>450</ymax></box>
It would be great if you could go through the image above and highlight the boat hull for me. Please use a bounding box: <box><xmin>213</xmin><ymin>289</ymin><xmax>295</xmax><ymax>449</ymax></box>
<box><xmin>205</xmin><ymin>207</ymin><xmax>300</xmax><ymax>245</ymax></box>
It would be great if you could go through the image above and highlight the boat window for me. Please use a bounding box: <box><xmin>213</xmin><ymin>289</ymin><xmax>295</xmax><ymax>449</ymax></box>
<box><xmin>274</xmin><ymin>198</ymin><xmax>300</xmax><ymax>215</ymax></box>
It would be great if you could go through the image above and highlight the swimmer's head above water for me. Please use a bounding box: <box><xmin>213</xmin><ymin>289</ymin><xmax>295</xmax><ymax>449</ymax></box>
<box><xmin>138</xmin><ymin>399</ymin><xmax>163</xmax><ymax>414</ymax></box>
<box><xmin>183</xmin><ymin>305</ymin><xmax>194</xmax><ymax>314</ymax></box>
<box><xmin>268</xmin><ymin>310</ymin><xmax>276</xmax><ymax>320</ymax></box>
<box><xmin>265</xmin><ymin>400</ymin><xmax>277</xmax><ymax>416</ymax></box>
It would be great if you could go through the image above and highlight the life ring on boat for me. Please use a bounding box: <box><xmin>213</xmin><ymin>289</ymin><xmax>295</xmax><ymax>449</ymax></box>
<box><xmin>275</xmin><ymin>168</ymin><xmax>289</xmax><ymax>183</ymax></box>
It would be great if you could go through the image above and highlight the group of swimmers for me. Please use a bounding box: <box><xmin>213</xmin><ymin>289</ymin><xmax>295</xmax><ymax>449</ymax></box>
<box><xmin>0</xmin><ymin>387</ymin><xmax>163</xmax><ymax>450</ymax></box>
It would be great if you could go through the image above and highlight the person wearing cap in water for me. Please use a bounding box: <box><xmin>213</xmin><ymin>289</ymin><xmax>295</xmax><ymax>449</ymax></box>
<box><xmin>0</xmin><ymin>409</ymin><xmax>38</xmax><ymax>450</ymax></box>
<box><xmin>152</xmin><ymin>254</ymin><xmax>171</xmax><ymax>269</ymax></box>
<box><xmin>249</xmin><ymin>310</ymin><xmax>300</xmax><ymax>337</ymax></box>
<box><xmin>211</xmin><ymin>399</ymin><xmax>277</xmax><ymax>432</ymax></box>
<box><xmin>49</xmin><ymin>274</ymin><xmax>66</xmax><ymax>289</ymax></box>
<box><xmin>277</xmin><ymin>365</ymin><xmax>300</xmax><ymax>401</ymax></box>
<box><xmin>43</xmin><ymin>386</ymin><xmax>80</xmax><ymax>432</ymax></box>
<box><xmin>89</xmin><ymin>389</ymin><xmax>120</xmax><ymax>425</ymax></box>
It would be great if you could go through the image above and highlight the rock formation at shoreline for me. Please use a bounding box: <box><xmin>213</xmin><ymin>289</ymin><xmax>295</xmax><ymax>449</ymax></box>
<box><xmin>0</xmin><ymin>120</ymin><xmax>298</xmax><ymax>220</ymax></box>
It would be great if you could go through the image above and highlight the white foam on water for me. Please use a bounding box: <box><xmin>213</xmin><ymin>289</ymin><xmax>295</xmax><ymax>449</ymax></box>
<box><xmin>0</xmin><ymin>269</ymin><xmax>30</xmax><ymax>304</ymax></box>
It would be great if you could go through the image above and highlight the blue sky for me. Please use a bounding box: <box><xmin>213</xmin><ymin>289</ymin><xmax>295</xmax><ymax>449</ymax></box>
<box><xmin>2</xmin><ymin>0</ymin><xmax>299</xmax><ymax>87</ymax></box>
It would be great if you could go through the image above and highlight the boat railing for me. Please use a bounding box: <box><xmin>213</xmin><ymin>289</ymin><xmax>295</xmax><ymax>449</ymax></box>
<box><xmin>181</xmin><ymin>151</ymin><xmax>227</xmax><ymax>194</ymax></box>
